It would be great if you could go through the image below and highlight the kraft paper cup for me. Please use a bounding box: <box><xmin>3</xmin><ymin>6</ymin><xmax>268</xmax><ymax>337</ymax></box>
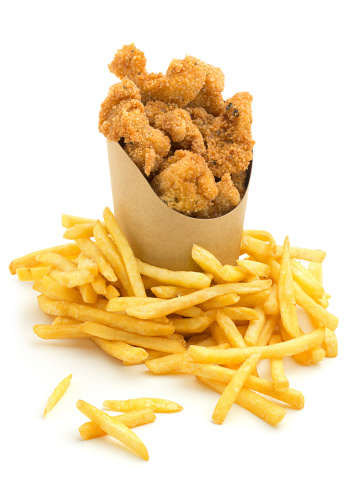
<box><xmin>107</xmin><ymin>140</ymin><xmax>251</xmax><ymax>271</ymax></box>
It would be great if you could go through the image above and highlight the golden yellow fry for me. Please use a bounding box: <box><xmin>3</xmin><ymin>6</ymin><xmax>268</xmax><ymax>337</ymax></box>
<box><xmin>75</xmin><ymin>238</ymin><xmax>117</xmax><ymax>283</ymax></box>
<box><xmin>34</xmin><ymin>324</ymin><xmax>88</xmax><ymax>339</ymax></box>
<box><xmin>36</xmin><ymin>251</ymin><xmax>78</xmax><ymax>272</ymax></box>
<box><xmin>79</xmin><ymin>409</ymin><xmax>156</xmax><ymax>440</ymax></box>
<box><xmin>16</xmin><ymin>266</ymin><xmax>52</xmax><ymax>281</ymax></box>
<box><xmin>256</xmin><ymin>314</ymin><xmax>279</xmax><ymax>346</ymax></box>
<box><xmin>91</xmin><ymin>337</ymin><xmax>148</xmax><ymax>363</ymax></box>
<box><xmin>107</xmin><ymin>297</ymin><xmax>164</xmax><ymax>312</ymax></box>
<box><xmin>197</xmin><ymin>377</ymin><xmax>286</xmax><ymax>426</ymax></box>
<box><xmin>188</xmin><ymin>335</ymin><xmax>216</xmax><ymax>347</ymax></box>
<box><xmin>44</xmin><ymin>374</ymin><xmax>72</xmax><ymax>418</ymax></box>
<box><xmin>52</xmin><ymin>316</ymin><xmax>82</xmax><ymax>326</ymax></box>
<box><xmin>212</xmin><ymin>353</ymin><xmax>261</xmax><ymax>424</ymax></box>
<box><xmin>9</xmin><ymin>243</ymin><xmax>81</xmax><ymax>275</ymax></box>
<box><xmin>192</xmin><ymin>244</ymin><xmax>247</xmax><ymax>283</ymax></box>
<box><xmin>103</xmin><ymin>207</ymin><xmax>146</xmax><ymax>298</ymax></box>
<box><xmin>77</xmin><ymin>254</ymin><xmax>99</xmax><ymax>276</ymax></box>
<box><xmin>145</xmin><ymin>352</ymin><xmax>190</xmax><ymax>374</ymax></box>
<box><xmin>127</xmin><ymin>281</ymin><xmax>271</xmax><ymax>320</ymax></box>
<box><xmin>234</xmin><ymin>289</ymin><xmax>271</xmax><ymax>308</ymax></box>
<box><xmin>244</xmin><ymin>304</ymin><xmax>266</xmax><ymax>346</ymax></box>
<box><xmin>33</xmin><ymin>276</ymin><xmax>83</xmax><ymax>303</ymax></box>
<box><xmin>206</xmin><ymin>307</ymin><xmax>259</xmax><ymax>322</ymax></box>
<box><xmin>240</xmin><ymin>235</ymin><xmax>274</xmax><ymax>263</ymax></box>
<box><xmin>151</xmin><ymin>285</ymin><xmax>198</xmax><ymax>299</ymax></box>
<box><xmin>104</xmin><ymin>398</ymin><xmax>183</xmax><ymax>413</ymax></box>
<box><xmin>63</xmin><ymin>222</ymin><xmax>106</xmax><ymax>239</ymax></box>
<box><xmin>278</xmin><ymin>237</ymin><xmax>299</xmax><ymax>338</ymax></box>
<box><xmin>93</xmin><ymin>220</ymin><xmax>134</xmax><ymax>297</ymax></box>
<box><xmin>79</xmin><ymin>283</ymin><xmax>98</xmax><ymax>304</ymax></box>
<box><xmin>76</xmin><ymin>400</ymin><xmax>149</xmax><ymax>460</ymax></box>
<box><xmin>210</xmin><ymin>321</ymin><xmax>230</xmax><ymax>345</ymax></box>
<box><xmin>200</xmin><ymin>293</ymin><xmax>240</xmax><ymax>311</ymax></box>
<box><xmin>80</xmin><ymin>322</ymin><xmax>185</xmax><ymax>353</ymax></box>
<box><xmin>136</xmin><ymin>258</ymin><xmax>211</xmax><ymax>290</ymax></box>
<box><xmin>269</xmin><ymin>334</ymin><xmax>289</xmax><ymax>391</ymax></box>
<box><xmin>294</xmin><ymin>282</ymin><xmax>338</xmax><ymax>331</ymax></box>
<box><xmin>181</xmin><ymin>360</ymin><xmax>304</xmax><ymax>409</ymax></box>
<box><xmin>188</xmin><ymin>327</ymin><xmax>325</xmax><ymax>364</ymax></box>
<box><xmin>275</xmin><ymin>245</ymin><xmax>326</xmax><ymax>262</ymax></box>
<box><xmin>216</xmin><ymin>310</ymin><xmax>246</xmax><ymax>348</ymax></box>
<box><xmin>264</xmin><ymin>283</ymin><xmax>279</xmax><ymax>315</ymax></box>
<box><xmin>322</xmin><ymin>328</ymin><xmax>338</xmax><ymax>358</ymax></box>
<box><xmin>237</xmin><ymin>259</ymin><xmax>271</xmax><ymax>278</ymax></box>
<box><xmin>175</xmin><ymin>306</ymin><xmax>203</xmax><ymax>317</ymax></box>
<box><xmin>242</xmin><ymin>230</ymin><xmax>277</xmax><ymax>253</ymax></box>
<box><xmin>291</xmin><ymin>259</ymin><xmax>324</xmax><ymax>300</ymax></box>
<box><xmin>61</xmin><ymin>214</ymin><xmax>98</xmax><ymax>228</ymax></box>
<box><xmin>219</xmin><ymin>265</ymin><xmax>249</xmax><ymax>283</ymax></box>
<box><xmin>49</xmin><ymin>269</ymin><xmax>94</xmax><ymax>288</ymax></box>
<box><xmin>105</xmin><ymin>284</ymin><xmax>120</xmax><ymax>300</ymax></box>
<box><xmin>172</xmin><ymin>316</ymin><xmax>212</xmax><ymax>334</ymax></box>
<box><xmin>37</xmin><ymin>295</ymin><xmax>174</xmax><ymax>337</ymax></box>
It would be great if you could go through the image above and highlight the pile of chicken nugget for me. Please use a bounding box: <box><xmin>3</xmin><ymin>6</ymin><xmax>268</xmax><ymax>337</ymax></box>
<box><xmin>98</xmin><ymin>44</ymin><xmax>255</xmax><ymax>218</ymax></box>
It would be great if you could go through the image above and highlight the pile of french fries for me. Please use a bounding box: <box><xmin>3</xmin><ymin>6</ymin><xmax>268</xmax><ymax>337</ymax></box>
<box><xmin>9</xmin><ymin>207</ymin><xmax>339</xmax><ymax>457</ymax></box>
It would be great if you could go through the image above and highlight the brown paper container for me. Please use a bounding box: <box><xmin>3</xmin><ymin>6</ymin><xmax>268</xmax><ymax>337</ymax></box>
<box><xmin>107</xmin><ymin>140</ymin><xmax>251</xmax><ymax>271</ymax></box>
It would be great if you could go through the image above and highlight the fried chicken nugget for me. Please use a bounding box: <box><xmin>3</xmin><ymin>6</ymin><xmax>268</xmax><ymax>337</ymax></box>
<box><xmin>151</xmin><ymin>151</ymin><xmax>218</xmax><ymax>215</ymax></box>
<box><xmin>109</xmin><ymin>43</ymin><xmax>207</xmax><ymax>107</ymax></box>
<box><xmin>194</xmin><ymin>173</ymin><xmax>241</xmax><ymax>219</ymax></box>
<box><xmin>188</xmin><ymin>64</ymin><xmax>225</xmax><ymax>116</ymax></box>
<box><xmin>98</xmin><ymin>79</ymin><xmax>171</xmax><ymax>175</ymax></box>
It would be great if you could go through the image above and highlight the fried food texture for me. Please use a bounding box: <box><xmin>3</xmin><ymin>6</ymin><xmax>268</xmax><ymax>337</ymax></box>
<box><xmin>151</xmin><ymin>151</ymin><xmax>218</xmax><ymax>215</ymax></box>
<box><xmin>100</xmin><ymin>44</ymin><xmax>254</xmax><ymax>217</ymax></box>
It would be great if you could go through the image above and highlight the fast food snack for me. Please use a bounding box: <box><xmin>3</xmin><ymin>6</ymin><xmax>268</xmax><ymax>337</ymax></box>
<box><xmin>43</xmin><ymin>374</ymin><xmax>72</xmax><ymax>418</ymax></box>
<box><xmin>99</xmin><ymin>44</ymin><xmax>254</xmax><ymax>218</ymax></box>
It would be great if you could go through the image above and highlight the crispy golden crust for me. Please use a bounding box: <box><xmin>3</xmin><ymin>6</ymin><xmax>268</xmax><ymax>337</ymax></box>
<box><xmin>188</xmin><ymin>64</ymin><xmax>225</xmax><ymax>116</ymax></box>
<box><xmin>151</xmin><ymin>151</ymin><xmax>218</xmax><ymax>215</ymax></box>
<box><xmin>194</xmin><ymin>173</ymin><xmax>241</xmax><ymax>219</ymax></box>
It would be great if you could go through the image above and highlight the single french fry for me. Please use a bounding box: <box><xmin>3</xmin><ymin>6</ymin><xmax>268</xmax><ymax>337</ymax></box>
<box><xmin>104</xmin><ymin>398</ymin><xmax>183</xmax><ymax>413</ymax></box>
<box><xmin>291</xmin><ymin>259</ymin><xmax>324</xmax><ymax>300</ymax></box>
<box><xmin>103</xmin><ymin>207</ymin><xmax>146</xmax><ymax>298</ymax></box>
<box><xmin>244</xmin><ymin>304</ymin><xmax>266</xmax><ymax>346</ymax></box>
<box><xmin>44</xmin><ymin>374</ymin><xmax>72</xmax><ymax>418</ymax></box>
<box><xmin>151</xmin><ymin>286</ymin><xmax>198</xmax><ymax>299</ymax></box>
<box><xmin>93</xmin><ymin>220</ymin><xmax>134</xmax><ymax>297</ymax></box>
<box><xmin>75</xmin><ymin>238</ymin><xmax>117</xmax><ymax>283</ymax></box>
<box><xmin>17</xmin><ymin>266</ymin><xmax>52</xmax><ymax>281</ymax></box>
<box><xmin>9</xmin><ymin>243</ymin><xmax>81</xmax><ymax>274</ymax></box>
<box><xmin>48</xmin><ymin>269</ymin><xmax>94</xmax><ymax>288</ymax></box>
<box><xmin>175</xmin><ymin>306</ymin><xmax>203</xmax><ymax>317</ymax></box>
<box><xmin>145</xmin><ymin>352</ymin><xmax>190</xmax><ymax>374</ymax></box>
<box><xmin>127</xmin><ymin>281</ymin><xmax>271</xmax><ymax>320</ymax></box>
<box><xmin>91</xmin><ymin>273</ymin><xmax>108</xmax><ymax>296</ymax></box>
<box><xmin>34</xmin><ymin>324</ymin><xmax>88</xmax><ymax>339</ymax></box>
<box><xmin>237</xmin><ymin>259</ymin><xmax>271</xmax><ymax>278</ymax></box>
<box><xmin>79</xmin><ymin>283</ymin><xmax>98</xmax><ymax>304</ymax></box>
<box><xmin>275</xmin><ymin>245</ymin><xmax>326</xmax><ymax>262</ymax></box>
<box><xmin>212</xmin><ymin>353</ymin><xmax>261</xmax><ymax>424</ymax></box>
<box><xmin>79</xmin><ymin>322</ymin><xmax>185</xmax><ymax>353</ymax></box>
<box><xmin>91</xmin><ymin>337</ymin><xmax>148</xmax><ymax>363</ymax></box>
<box><xmin>77</xmin><ymin>254</ymin><xmax>99</xmax><ymax>276</ymax></box>
<box><xmin>322</xmin><ymin>328</ymin><xmax>338</xmax><ymax>358</ymax></box>
<box><xmin>256</xmin><ymin>314</ymin><xmax>279</xmax><ymax>346</ymax></box>
<box><xmin>206</xmin><ymin>307</ymin><xmax>259</xmax><ymax>322</ymax></box>
<box><xmin>294</xmin><ymin>282</ymin><xmax>338</xmax><ymax>331</ymax></box>
<box><xmin>240</xmin><ymin>235</ymin><xmax>274</xmax><ymax>263</ymax></box>
<box><xmin>105</xmin><ymin>284</ymin><xmax>120</xmax><ymax>300</ymax></box>
<box><xmin>61</xmin><ymin>214</ymin><xmax>98</xmax><ymax>228</ymax></box>
<box><xmin>79</xmin><ymin>409</ymin><xmax>156</xmax><ymax>440</ymax></box>
<box><xmin>171</xmin><ymin>316</ymin><xmax>212</xmax><ymax>334</ymax></box>
<box><xmin>192</xmin><ymin>244</ymin><xmax>247</xmax><ymax>283</ymax></box>
<box><xmin>264</xmin><ymin>283</ymin><xmax>279</xmax><ymax>315</ymax></box>
<box><xmin>37</xmin><ymin>295</ymin><xmax>174</xmax><ymax>337</ymax></box>
<box><xmin>278</xmin><ymin>237</ymin><xmax>299</xmax><ymax>338</ymax></box>
<box><xmin>242</xmin><ymin>230</ymin><xmax>277</xmax><ymax>253</ymax></box>
<box><xmin>197</xmin><ymin>376</ymin><xmax>286</xmax><ymax>426</ymax></box>
<box><xmin>200</xmin><ymin>293</ymin><xmax>240</xmax><ymax>311</ymax></box>
<box><xmin>76</xmin><ymin>400</ymin><xmax>149</xmax><ymax>460</ymax></box>
<box><xmin>210</xmin><ymin>321</ymin><xmax>230</xmax><ymax>345</ymax></box>
<box><xmin>269</xmin><ymin>334</ymin><xmax>289</xmax><ymax>391</ymax></box>
<box><xmin>52</xmin><ymin>316</ymin><xmax>82</xmax><ymax>326</ymax></box>
<box><xmin>107</xmin><ymin>297</ymin><xmax>164</xmax><ymax>312</ymax></box>
<box><xmin>234</xmin><ymin>289</ymin><xmax>270</xmax><ymax>308</ymax></box>
<box><xmin>136</xmin><ymin>258</ymin><xmax>211</xmax><ymax>290</ymax></box>
<box><xmin>63</xmin><ymin>222</ymin><xmax>106</xmax><ymax>239</ymax></box>
<box><xmin>216</xmin><ymin>310</ymin><xmax>246</xmax><ymax>348</ymax></box>
<box><xmin>35</xmin><ymin>252</ymin><xmax>78</xmax><ymax>272</ymax></box>
<box><xmin>33</xmin><ymin>276</ymin><xmax>83</xmax><ymax>303</ymax></box>
<box><xmin>188</xmin><ymin>328</ymin><xmax>325</xmax><ymax>364</ymax></box>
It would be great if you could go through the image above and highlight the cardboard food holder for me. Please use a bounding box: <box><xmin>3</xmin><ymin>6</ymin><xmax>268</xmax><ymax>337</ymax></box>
<box><xmin>107</xmin><ymin>140</ymin><xmax>251</xmax><ymax>271</ymax></box>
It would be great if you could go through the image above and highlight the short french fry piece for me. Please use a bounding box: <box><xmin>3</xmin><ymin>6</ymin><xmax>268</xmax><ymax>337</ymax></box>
<box><xmin>91</xmin><ymin>337</ymin><xmax>148</xmax><ymax>363</ymax></box>
<box><xmin>188</xmin><ymin>328</ymin><xmax>325</xmax><ymax>364</ymax></box>
<box><xmin>237</xmin><ymin>259</ymin><xmax>271</xmax><ymax>278</ymax></box>
<box><xmin>37</xmin><ymin>295</ymin><xmax>174</xmax><ymax>337</ymax></box>
<box><xmin>9</xmin><ymin>243</ymin><xmax>81</xmax><ymax>274</ymax></box>
<box><xmin>197</xmin><ymin>376</ymin><xmax>286</xmax><ymax>426</ymax></box>
<box><xmin>145</xmin><ymin>352</ymin><xmax>190</xmax><ymax>374</ymax></box>
<box><xmin>34</xmin><ymin>324</ymin><xmax>88</xmax><ymax>339</ymax></box>
<box><xmin>171</xmin><ymin>316</ymin><xmax>213</xmax><ymax>334</ymax></box>
<box><xmin>275</xmin><ymin>245</ymin><xmax>326</xmax><ymax>262</ymax></box>
<box><xmin>33</xmin><ymin>276</ymin><xmax>83</xmax><ymax>303</ymax></box>
<box><xmin>212</xmin><ymin>353</ymin><xmax>261</xmax><ymax>424</ymax></box>
<box><xmin>240</xmin><ymin>235</ymin><xmax>274</xmax><ymax>263</ymax></box>
<box><xmin>322</xmin><ymin>328</ymin><xmax>338</xmax><ymax>358</ymax></box>
<box><xmin>264</xmin><ymin>283</ymin><xmax>279</xmax><ymax>315</ymax></box>
<box><xmin>79</xmin><ymin>283</ymin><xmax>98</xmax><ymax>304</ymax></box>
<box><xmin>216</xmin><ymin>310</ymin><xmax>246</xmax><ymax>348</ymax></box>
<box><xmin>126</xmin><ymin>281</ymin><xmax>271</xmax><ymax>320</ymax></box>
<box><xmin>76</xmin><ymin>400</ymin><xmax>149</xmax><ymax>461</ymax></box>
<box><xmin>136</xmin><ymin>258</ymin><xmax>211</xmax><ymax>289</ymax></box>
<box><xmin>244</xmin><ymin>304</ymin><xmax>266</xmax><ymax>346</ymax></box>
<box><xmin>269</xmin><ymin>334</ymin><xmax>289</xmax><ymax>391</ymax></box>
<box><xmin>63</xmin><ymin>222</ymin><xmax>106</xmax><ymax>240</ymax></box>
<box><xmin>79</xmin><ymin>322</ymin><xmax>185</xmax><ymax>353</ymax></box>
<box><xmin>79</xmin><ymin>409</ymin><xmax>156</xmax><ymax>440</ymax></box>
<box><xmin>44</xmin><ymin>374</ymin><xmax>72</xmax><ymax>418</ymax></box>
<box><xmin>278</xmin><ymin>237</ymin><xmax>299</xmax><ymax>338</ymax></box>
<box><xmin>104</xmin><ymin>398</ymin><xmax>183</xmax><ymax>413</ymax></box>
<box><xmin>17</xmin><ymin>266</ymin><xmax>52</xmax><ymax>281</ymax></box>
<box><xmin>105</xmin><ymin>284</ymin><xmax>120</xmax><ymax>300</ymax></box>
<box><xmin>61</xmin><ymin>214</ymin><xmax>98</xmax><ymax>228</ymax></box>
<box><xmin>103</xmin><ymin>207</ymin><xmax>146</xmax><ymax>298</ymax></box>
<box><xmin>49</xmin><ymin>269</ymin><xmax>94</xmax><ymax>288</ymax></box>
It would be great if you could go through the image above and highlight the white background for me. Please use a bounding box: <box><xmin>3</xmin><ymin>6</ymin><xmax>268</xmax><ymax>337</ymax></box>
<box><xmin>1</xmin><ymin>1</ymin><xmax>348</xmax><ymax>489</ymax></box>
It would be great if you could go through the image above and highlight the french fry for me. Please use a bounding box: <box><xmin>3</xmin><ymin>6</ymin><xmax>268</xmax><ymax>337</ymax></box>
<box><xmin>243</xmin><ymin>304</ymin><xmax>266</xmax><ymax>346</ymax></box>
<box><xmin>291</xmin><ymin>259</ymin><xmax>324</xmax><ymax>300</ymax></box>
<box><xmin>75</xmin><ymin>238</ymin><xmax>117</xmax><ymax>283</ymax></box>
<box><xmin>93</xmin><ymin>220</ymin><xmax>133</xmax><ymax>297</ymax></box>
<box><xmin>103</xmin><ymin>207</ymin><xmax>146</xmax><ymax>298</ymax></box>
<box><xmin>171</xmin><ymin>316</ymin><xmax>213</xmax><ymax>334</ymax></box>
<box><xmin>103</xmin><ymin>398</ymin><xmax>183</xmax><ymax>413</ymax></box>
<box><xmin>269</xmin><ymin>334</ymin><xmax>289</xmax><ymax>391</ymax></box>
<box><xmin>242</xmin><ymin>230</ymin><xmax>276</xmax><ymax>253</ymax></box>
<box><xmin>79</xmin><ymin>283</ymin><xmax>98</xmax><ymax>304</ymax></box>
<box><xmin>145</xmin><ymin>352</ymin><xmax>190</xmax><ymax>374</ymax></box>
<box><xmin>126</xmin><ymin>281</ymin><xmax>271</xmax><ymax>320</ymax></box>
<box><xmin>275</xmin><ymin>245</ymin><xmax>326</xmax><ymax>262</ymax></box>
<box><xmin>322</xmin><ymin>328</ymin><xmax>338</xmax><ymax>358</ymax></box>
<box><xmin>294</xmin><ymin>282</ymin><xmax>338</xmax><ymax>331</ymax></box>
<box><xmin>37</xmin><ymin>295</ymin><xmax>174</xmax><ymax>337</ymax></box>
<box><xmin>105</xmin><ymin>284</ymin><xmax>120</xmax><ymax>300</ymax></box>
<box><xmin>49</xmin><ymin>269</ymin><xmax>94</xmax><ymax>288</ymax></box>
<box><xmin>76</xmin><ymin>400</ymin><xmax>149</xmax><ymax>460</ymax></box>
<box><xmin>151</xmin><ymin>286</ymin><xmax>197</xmax><ymax>299</ymax></box>
<box><xmin>192</xmin><ymin>244</ymin><xmax>247</xmax><ymax>283</ymax></box>
<box><xmin>79</xmin><ymin>322</ymin><xmax>185</xmax><ymax>353</ymax></box>
<box><xmin>16</xmin><ymin>266</ymin><xmax>52</xmax><ymax>281</ymax></box>
<box><xmin>91</xmin><ymin>273</ymin><xmax>108</xmax><ymax>296</ymax></box>
<box><xmin>210</xmin><ymin>322</ymin><xmax>230</xmax><ymax>345</ymax></box>
<box><xmin>35</xmin><ymin>251</ymin><xmax>77</xmax><ymax>272</ymax></box>
<box><xmin>77</xmin><ymin>254</ymin><xmax>99</xmax><ymax>276</ymax></box>
<box><xmin>264</xmin><ymin>283</ymin><xmax>279</xmax><ymax>315</ymax></box>
<box><xmin>44</xmin><ymin>374</ymin><xmax>72</xmax><ymax>418</ymax></box>
<box><xmin>136</xmin><ymin>258</ymin><xmax>211</xmax><ymax>289</ymax></box>
<box><xmin>107</xmin><ymin>297</ymin><xmax>164</xmax><ymax>312</ymax></box>
<box><xmin>240</xmin><ymin>235</ymin><xmax>274</xmax><ymax>263</ymax></box>
<box><xmin>79</xmin><ymin>409</ymin><xmax>156</xmax><ymax>440</ymax></box>
<box><xmin>212</xmin><ymin>353</ymin><xmax>261</xmax><ymax>424</ymax></box>
<box><xmin>237</xmin><ymin>259</ymin><xmax>271</xmax><ymax>278</ymax></box>
<box><xmin>256</xmin><ymin>314</ymin><xmax>279</xmax><ymax>346</ymax></box>
<box><xmin>216</xmin><ymin>310</ymin><xmax>246</xmax><ymax>348</ymax></box>
<box><xmin>278</xmin><ymin>237</ymin><xmax>299</xmax><ymax>338</ymax></box>
<box><xmin>34</xmin><ymin>323</ymin><xmax>88</xmax><ymax>339</ymax></box>
<box><xmin>91</xmin><ymin>337</ymin><xmax>148</xmax><ymax>363</ymax></box>
<box><xmin>9</xmin><ymin>243</ymin><xmax>81</xmax><ymax>274</ymax></box>
<box><xmin>188</xmin><ymin>328</ymin><xmax>325</xmax><ymax>364</ymax></box>
<box><xmin>63</xmin><ymin>222</ymin><xmax>106</xmax><ymax>240</ymax></box>
<box><xmin>200</xmin><ymin>293</ymin><xmax>240</xmax><ymax>311</ymax></box>
<box><xmin>206</xmin><ymin>307</ymin><xmax>259</xmax><ymax>322</ymax></box>
<box><xmin>175</xmin><ymin>306</ymin><xmax>203</xmax><ymax>317</ymax></box>
<box><xmin>234</xmin><ymin>289</ymin><xmax>270</xmax><ymax>308</ymax></box>
<box><xmin>33</xmin><ymin>276</ymin><xmax>83</xmax><ymax>303</ymax></box>
<box><xmin>61</xmin><ymin>214</ymin><xmax>98</xmax><ymax>228</ymax></box>
<box><xmin>197</xmin><ymin>377</ymin><xmax>286</xmax><ymax>426</ymax></box>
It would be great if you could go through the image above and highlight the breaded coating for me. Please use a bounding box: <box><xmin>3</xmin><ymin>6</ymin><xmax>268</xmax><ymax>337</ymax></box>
<box><xmin>194</xmin><ymin>173</ymin><xmax>241</xmax><ymax>219</ymax></box>
<box><xmin>205</xmin><ymin>92</ymin><xmax>255</xmax><ymax>177</ymax></box>
<box><xmin>151</xmin><ymin>151</ymin><xmax>218</xmax><ymax>215</ymax></box>
<box><xmin>99</xmin><ymin>79</ymin><xmax>171</xmax><ymax>175</ymax></box>
<box><xmin>187</xmin><ymin>107</ymin><xmax>215</xmax><ymax>138</ymax></box>
<box><xmin>231</xmin><ymin>170</ymin><xmax>247</xmax><ymax>198</ymax></box>
<box><xmin>109</xmin><ymin>44</ymin><xmax>207</xmax><ymax>107</ymax></box>
<box><xmin>188</xmin><ymin>64</ymin><xmax>225</xmax><ymax>116</ymax></box>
